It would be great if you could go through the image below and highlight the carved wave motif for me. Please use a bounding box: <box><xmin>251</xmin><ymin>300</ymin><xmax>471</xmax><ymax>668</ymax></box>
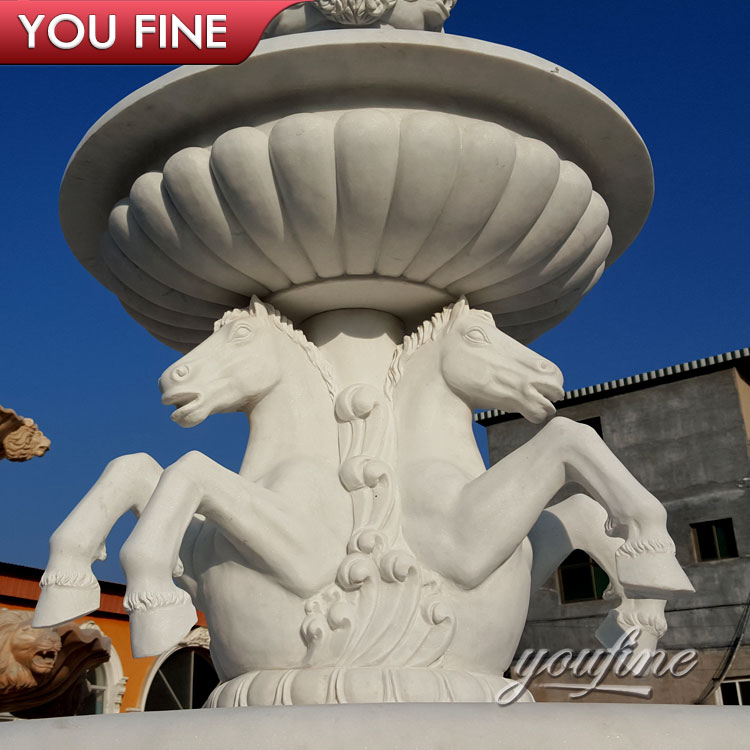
<box><xmin>100</xmin><ymin>110</ymin><xmax>612</xmax><ymax>350</ymax></box>
<box><xmin>301</xmin><ymin>384</ymin><xmax>455</xmax><ymax>670</ymax></box>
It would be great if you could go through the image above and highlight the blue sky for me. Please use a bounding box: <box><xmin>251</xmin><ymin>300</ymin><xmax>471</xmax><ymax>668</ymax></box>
<box><xmin>1</xmin><ymin>0</ymin><xmax>748</xmax><ymax>582</ymax></box>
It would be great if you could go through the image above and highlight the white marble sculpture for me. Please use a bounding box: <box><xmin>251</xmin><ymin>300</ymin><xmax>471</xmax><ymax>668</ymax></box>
<box><xmin>33</xmin><ymin>26</ymin><xmax>694</xmax><ymax>708</ymax></box>
<box><xmin>265</xmin><ymin>0</ymin><xmax>456</xmax><ymax>36</ymax></box>
<box><xmin>35</xmin><ymin>293</ymin><xmax>692</xmax><ymax>704</ymax></box>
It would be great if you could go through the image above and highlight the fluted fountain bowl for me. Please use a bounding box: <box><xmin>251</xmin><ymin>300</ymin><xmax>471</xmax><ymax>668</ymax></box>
<box><xmin>60</xmin><ymin>30</ymin><xmax>653</xmax><ymax>350</ymax></box>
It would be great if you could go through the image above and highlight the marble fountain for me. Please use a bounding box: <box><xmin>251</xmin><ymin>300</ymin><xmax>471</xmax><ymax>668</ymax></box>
<box><xmin>6</xmin><ymin>0</ymin><xmax>750</xmax><ymax>746</ymax></box>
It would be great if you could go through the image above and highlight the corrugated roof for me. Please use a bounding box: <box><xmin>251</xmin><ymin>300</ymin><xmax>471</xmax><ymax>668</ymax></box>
<box><xmin>475</xmin><ymin>347</ymin><xmax>750</xmax><ymax>424</ymax></box>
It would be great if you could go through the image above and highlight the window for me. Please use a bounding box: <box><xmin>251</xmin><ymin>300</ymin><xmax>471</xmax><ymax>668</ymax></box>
<box><xmin>144</xmin><ymin>647</ymin><xmax>219</xmax><ymax>711</ymax></box>
<box><xmin>718</xmin><ymin>679</ymin><xmax>750</xmax><ymax>705</ymax></box>
<box><xmin>558</xmin><ymin>549</ymin><xmax>610</xmax><ymax>603</ymax></box>
<box><xmin>691</xmin><ymin>518</ymin><xmax>738</xmax><ymax>562</ymax></box>
<box><xmin>75</xmin><ymin>623</ymin><xmax>126</xmax><ymax>714</ymax></box>
<box><xmin>78</xmin><ymin>664</ymin><xmax>108</xmax><ymax>714</ymax></box>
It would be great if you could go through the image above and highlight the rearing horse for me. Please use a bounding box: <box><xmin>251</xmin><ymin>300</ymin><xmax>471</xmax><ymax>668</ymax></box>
<box><xmin>386</xmin><ymin>298</ymin><xmax>692</xmax><ymax>673</ymax></box>
<box><xmin>35</xmin><ymin>298</ymin><xmax>351</xmax><ymax>668</ymax></box>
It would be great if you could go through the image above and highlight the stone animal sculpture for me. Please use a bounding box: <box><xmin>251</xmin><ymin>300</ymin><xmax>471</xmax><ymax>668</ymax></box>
<box><xmin>0</xmin><ymin>610</ymin><xmax>110</xmax><ymax>717</ymax></box>
<box><xmin>0</xmin><ymin>406</ymin><xmax>50</xmax><ymax>461</ymax></box>
<box><xmin>35</xmin><ymin>298</ymin><xmax>350</xmax><ymax>667</ymax></box>
<box><xmin>386</xmin><ymin>299</ymin><xmax>691</xmax><ymax>669</ymax></box>
<box><xmin>0</xmin><ymin>610</ymin><xmax>61</xmax><ymax>692</ymax></box>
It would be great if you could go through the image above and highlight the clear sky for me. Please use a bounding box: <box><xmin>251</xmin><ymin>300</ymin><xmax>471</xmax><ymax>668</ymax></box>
<box><xmin>1</xmin><ymin>0</ymin><xmax>748</xmax><ymax>582</ymax></box>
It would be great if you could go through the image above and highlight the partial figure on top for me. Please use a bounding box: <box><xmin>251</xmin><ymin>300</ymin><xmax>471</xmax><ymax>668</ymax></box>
<box><xmin>265</xmin><ymin>0</ymin><xmax>456</xmax><ymax>37</ymax></box>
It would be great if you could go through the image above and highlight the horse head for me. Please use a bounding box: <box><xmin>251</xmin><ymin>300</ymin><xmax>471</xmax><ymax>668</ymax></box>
<box><xmin>439</xmin><ymin>298</ymin><xmax>564</xmax><ymax>422</ymax></box>
<box><xmin>389</xmin><ymin>297</ymin><xmax>564</xmax><ymax>423</ymax></box>
<box><xmin>159</xmin><ymin>296</ymin><xmax>335</xmax><ymax>427</ymax></box>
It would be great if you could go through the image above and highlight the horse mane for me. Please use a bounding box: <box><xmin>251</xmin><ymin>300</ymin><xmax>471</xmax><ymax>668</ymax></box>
<box><xmin>214</xmin><ymin>297</ymin><xmax>338</xmax><ymax>402</ymax></box>
<box><xmin>384</xmin><ymin>297</ymin><xmax>494</xmax><ymax>399</ymax></box>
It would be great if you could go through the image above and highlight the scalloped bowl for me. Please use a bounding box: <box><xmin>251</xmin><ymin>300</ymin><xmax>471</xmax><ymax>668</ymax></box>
<box><xmin>60</xmin><ymin>30</ymin><xmax>653</xmax><ymax>350</ymax></box>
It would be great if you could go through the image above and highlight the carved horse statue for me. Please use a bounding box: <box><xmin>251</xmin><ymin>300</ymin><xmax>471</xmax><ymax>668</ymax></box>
<box><xmin>35</xmin><ymin>298</ymin><xmax>351</xmax><ymax>670</ymax></box>
<box><xmin>385</xmin><ymin>298</ymin><xmax>693</xmax><ymax>674</ymax></box>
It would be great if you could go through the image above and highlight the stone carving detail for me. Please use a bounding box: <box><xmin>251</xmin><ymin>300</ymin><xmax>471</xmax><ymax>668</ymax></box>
<box><xmin>0</xmin><ymin>609</ymin><xmax>110</xmax><ymax>717</ymax></box>
<box><xmin>180</xmin><ymin>626</ymin><xmax>211</xmax><ymax>650</ymax></box>
<box><xmin>265</xmin><ymin>0</ymin><xmax>456</xmax><ymax>36</ymax></box>
<box><xmin>301</xmin><ymin>384</ymin><xmax>455</xmax><ymax>670</ymax></box>
<box><xmin>34</xmin><ymin>294</ymin><xmax>692</xmax><ymax>707</ymax></box>
<box><xmin>0</xmin><ymin>406</ymin><xmax>50</xmax><ymax>461</ymax></box>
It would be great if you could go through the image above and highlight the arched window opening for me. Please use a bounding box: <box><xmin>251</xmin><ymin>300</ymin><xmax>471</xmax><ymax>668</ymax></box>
<box><xmin>144</xmin><ymin>647</ymin><xmax>219</xmax><ymax>711</ymax></box>
<box><xmin>78</xmin><ymin>663</ymin><xmax>109</xmax><ymax>714</ymax></box>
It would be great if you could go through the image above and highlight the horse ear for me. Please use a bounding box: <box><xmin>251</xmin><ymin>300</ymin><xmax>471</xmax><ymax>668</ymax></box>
<box><xmin>449</xmin><ymin>295</ymin><xmax>469</xmax><ymax>323</ymax></box>
<box><xmin>249</xmin><ymin>295</ymin><xmax>268</xmax><ymax>318</ymax></box>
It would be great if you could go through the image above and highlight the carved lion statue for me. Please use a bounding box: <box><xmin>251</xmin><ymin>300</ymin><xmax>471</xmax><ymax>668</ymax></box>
<box><xmin>0</xmin><ymin>609</ymin><xmax>111</xmax><ymax>717</ymax></box>
<box><xmin>0</xmin><ymin>610</ymin><xmax>61</xmax><ymax>692</ymax></box>
<box><xmin>0</xmin><ymin>406</ymin><xmax>50</xmax><ymax>461</ymax></box>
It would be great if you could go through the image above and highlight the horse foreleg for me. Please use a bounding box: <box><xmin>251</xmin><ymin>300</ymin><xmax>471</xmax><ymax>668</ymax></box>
<box><xmin>529</xmin><ymin>493</ymin><xmax>624</xmax><ymax>594</ymax></box>
<box><xmin>173</xmin><ymin>515</ymin><xmax>204</xmax><ymax>606</ymax></box>
<box><xmin>34</xmin><ymin>453</ymin><xmax>162</xmax><ymax>628</ymax></box>
<box><xmin>529</xmin><ymin>494</ymin><xmax>667</xmax><ymax>660</ymax></box>
<box><xmin>455</xmin><ymin>417</ymin><xmax>691</xmax><ymax>594</ymax></box>
<box><xmin>120</xmin><ymin>451</ymin><xmax>340</xmax><ymax>657</ymax></box>
<box><xmin>534</xmin><ymin>418</ymin><xmax>693</xmax><ymax>595</ymax></box>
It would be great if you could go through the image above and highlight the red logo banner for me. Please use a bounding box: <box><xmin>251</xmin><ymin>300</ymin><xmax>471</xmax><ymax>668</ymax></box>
<box><xmin>0</xmin><ymin>0</ymin><xmax>308</xmax><ymax>64</ymax></box>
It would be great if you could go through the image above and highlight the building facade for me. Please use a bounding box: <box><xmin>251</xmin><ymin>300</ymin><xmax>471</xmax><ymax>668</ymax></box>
<box><xmin>478</xmin><ymin>348</ymin><xmax>750</xmax><ymax>704</ymax></box>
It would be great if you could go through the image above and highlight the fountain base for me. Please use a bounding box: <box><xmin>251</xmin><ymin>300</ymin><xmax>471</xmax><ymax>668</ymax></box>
<box><xmin>6</xmin><ymin>703</ymin><xmax>749</xmax><ymax>749</ymax></box>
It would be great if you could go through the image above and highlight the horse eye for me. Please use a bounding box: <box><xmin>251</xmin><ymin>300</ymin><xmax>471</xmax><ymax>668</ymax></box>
<box><xmin>464</xmin><ymin>327</ymin><xmax>490</xmax><ymax>344</ymax></box>
<box><xmin>231</xmin><ymin>325</ymin><xmax>253</xmax><ymax>341</ymax></box>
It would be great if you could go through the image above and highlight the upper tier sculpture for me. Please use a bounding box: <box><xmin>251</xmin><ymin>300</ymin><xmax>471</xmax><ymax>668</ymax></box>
<box><xmin>265</xmin><ymin>0</ymin><xmax>456</xmax><ymax>36</ymax></box>
<box><xmin>34</xmin><ymin>15</ymin><xmax>692</xmax><ymax>706</ymax></box>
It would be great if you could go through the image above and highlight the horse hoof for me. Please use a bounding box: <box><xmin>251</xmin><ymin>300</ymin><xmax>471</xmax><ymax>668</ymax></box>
<box><xmin>616</xmin><ymin>548</ymin><xmax>694</xmax><ymax>596</ymax></box>
<box><xmin>595</xmin><ymin>608</ymin><xmax>663</xmax><ymax>650</ymax></box>
<box><xmin>33</xmin><ymin>575</ymin><xmax>100</xmax><ymax>628</ymax></box>
<box><xmin>127</xmin><ymin>593</ymin><xmax>197</xmax><ymax>658</ymax></box>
